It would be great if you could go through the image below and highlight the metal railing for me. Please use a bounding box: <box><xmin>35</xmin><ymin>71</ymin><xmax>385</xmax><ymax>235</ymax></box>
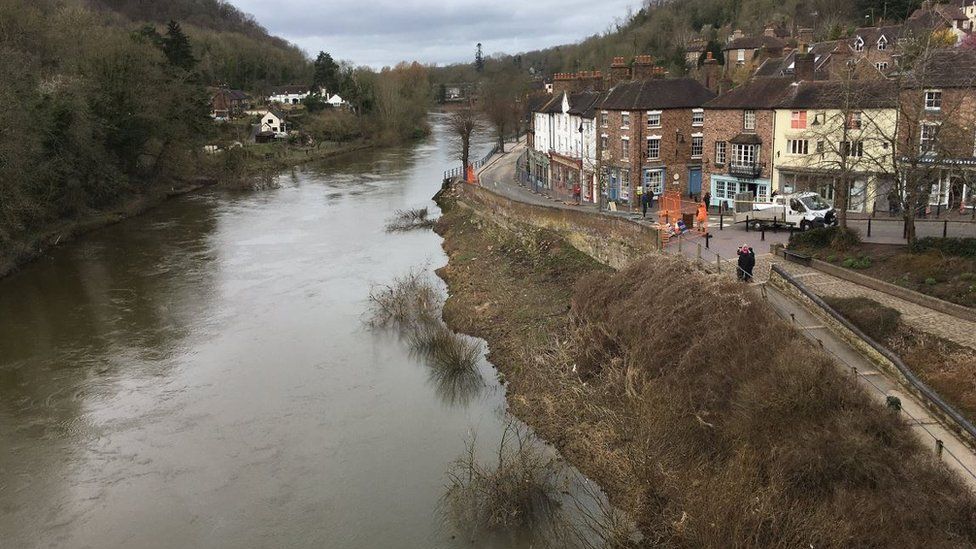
<box><xmin>442</xmin><ymin>143</ymin><xmax>502</xmax><ymax>182</ymax></box>
<box><xmin>728</xmin><ymin>161</ymin><xmax>765</xmax><ymax>178</ymax></box>
<box><xmin>769</xmin><ymin>264</ymin><xmax>976</xmax><ymax>482</ymax></box>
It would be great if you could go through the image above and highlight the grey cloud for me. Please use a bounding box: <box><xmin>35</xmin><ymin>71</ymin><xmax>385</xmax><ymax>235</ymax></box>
<box><xmin>228</xmin><ymin>0</ymin><xmax>635</xmax><ymax>67</ymax></box>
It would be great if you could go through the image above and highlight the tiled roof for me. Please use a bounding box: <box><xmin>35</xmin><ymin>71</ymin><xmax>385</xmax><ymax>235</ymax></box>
<box><xmin>851</xmin><ymin>25</ymin><xmax>903</xmax><ymax>48</ymax></box>
<box><xmin>270</xmin><ymin>85</ymin><xmax>310</xmax><ymax>95</ymax></box>
<box><xmin>779</xmin><ymin>80</ymin><xmax>898</xmax><ymax>109</ymax></box>
<box><xmin>724</xmin><ymin>35</ymin><xmax>787</xmax><ymax>51</ymax></box>
<box><xmin>902</xmin><ymin>49</ymin><xmax>976</xmax><ymax>88</ymax></box>
<box><xmin>600</xmin><ymin>78</ymin><xmax>716</xmax><ymax>110</ymax></box>
<box><xmin>538</xmin><ymin>91</ymin><xmax>605</xmax><ymax>118</ymax></box>
<box><xmin>704</xmin><ymin>77</ymin><xmax>795</xmax><ymax>109</ymax></box>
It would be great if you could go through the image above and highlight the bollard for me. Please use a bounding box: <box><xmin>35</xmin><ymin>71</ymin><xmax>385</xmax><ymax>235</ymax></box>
<box><xmin>746</xmin><ymin>215</ymin><xmax>750</xmax><ymax>232</ymax></box>
<box><xmin>903</xmin><ymin>220</ymin><xmax>908</xmax><ymax>240</ymax></box>
<box><xmin>936</xmin><ymin>204</ymin><xmax>941</xmax><ymax>218</ymax></box>
<box><xmin>761</xmin><ymin>227</ymin><xmax>766</xmax><ymax>241</ymax></box>
<box><xmin>937</xmin><ymin>439</ymin><xmax>944</xmax><ymax>458</ymax></box>
<box><xmin>705</xmin><ymin>232</ymin><xmax>711</xmax><ymax>249</ymax></box>
<box><xmin>719</xmin><ymin>211</ymin><xmax>724</xmax><ymax>231</ymax></box>
<box><xmin>867</xmin><ymin>218</ymin><xmax>872</xmax><ymax>238</ymax></box>
<box><xmin>943</xmin><ymin>219</ymin><xmax>948</xmax><ymax>239</ymax></box>
<box><xmin>852</xmin><ymin>365</ymin><xmax>858</xmax><ymax>383</ymax></box>
<box><xmin>678</xmin><ymin>234</ymin><xmax>682</xmax><ymax>252</ymax></box>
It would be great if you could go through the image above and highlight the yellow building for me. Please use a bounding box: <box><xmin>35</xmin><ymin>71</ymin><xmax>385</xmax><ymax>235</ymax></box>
<box><xmin>771</xmin><ymin>80</ymin><xmax>899</xmax><ymax>214</ymax></box>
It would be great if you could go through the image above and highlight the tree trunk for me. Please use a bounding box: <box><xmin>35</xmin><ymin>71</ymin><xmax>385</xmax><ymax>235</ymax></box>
<box><xmin>835</xmin><ymin>176</ymin><xmax>849</xmax><ymax>228</ymax></box>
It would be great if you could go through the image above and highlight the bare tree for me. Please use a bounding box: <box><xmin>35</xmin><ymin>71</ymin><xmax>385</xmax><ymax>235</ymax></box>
<box><xmin>481</xmin><ymin>68</ymin><xmax>526</xmax><ymax>153</ymax></box>
<box><xmin>448</xmin><ymin>105</ymin><xmax>482</xmax><ymax>180</ymax></box>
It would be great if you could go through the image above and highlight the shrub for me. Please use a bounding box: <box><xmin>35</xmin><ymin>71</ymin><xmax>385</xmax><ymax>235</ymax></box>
<box><xmin>385</xmin><ymin>207</ymin><xmax>436</xmax><ymax>232</ymax></box>
<box><xmin>824</xmin><ymin>296</ymin><xmax>902</xmax><ymax>342</ymax></box>
<box><xmin>826</xmin><ymin>254</ymin><xmax>837</xmax><ymax>263</ymax></box>
<box><xmin>961</xmin><ymin>272</ymin><xmax>975</xmax><ymax>282</ymax></box>
<box><xmin>925</xmin><ymin>277</ymin><xmax>938</xmax><ymax>286</ymax></box>
<box><xmin>841</xmin><ymin>255</ymin><xmax>871</xmax><ymax>269</ymax></box>
<box><xmin>912</xmin><ymin>237</ymin><xmax>976</xmax><ymax>258</ymax></box>
<box><xmin>788</xmin><ymin>226</ymin><xmax>861</xmax><ymax>252</ymax></box>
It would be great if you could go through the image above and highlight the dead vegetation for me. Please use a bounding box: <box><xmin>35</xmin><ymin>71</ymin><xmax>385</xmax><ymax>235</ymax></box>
<box><xmin>828</xmin><ymin>295</ymin><xmax>976</xmax><ymax>425</ymax></box>
<box><xmin>367</xmin><ymin>268</ymin><xmax>483</xmax><ymax>401</ymax></box>
<box><xmin>434</xmin><ymin>199</ymin><xmax>976</xmax><ymax>548</ymax></box>
<box><xmin>385</xmin><ymin>207</ymin><xmax>436</xmax><ymax>232</ymax></box>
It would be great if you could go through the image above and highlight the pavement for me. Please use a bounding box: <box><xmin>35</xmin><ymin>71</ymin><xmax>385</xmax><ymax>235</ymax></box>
<box><xmin>473</xmin><ymin>143</ymin><xmax>976</xmax><ymax>489</ymax></box>
<box><xmin>764</xmin><ymin>283</ymin><xmax>976</xmax><ymax>490</ymax></box>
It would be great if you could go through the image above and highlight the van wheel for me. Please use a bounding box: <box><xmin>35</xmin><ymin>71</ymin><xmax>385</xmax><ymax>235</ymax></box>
<box><xmin>800</xmin><ymin>220</ymin><xmax>810</xmax><ymax>232</ymax></box>
<box><xmin>751</xmin><ymin>220</ymin><xmax>764</xmax><ymax>231</ymax></box>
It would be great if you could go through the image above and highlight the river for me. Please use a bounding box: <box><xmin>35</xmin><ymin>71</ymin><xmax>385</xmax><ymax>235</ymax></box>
<box><xmin>0</xmin><ymin>114</ymin><xmax>609</xmax><ymax>548</ymax></box>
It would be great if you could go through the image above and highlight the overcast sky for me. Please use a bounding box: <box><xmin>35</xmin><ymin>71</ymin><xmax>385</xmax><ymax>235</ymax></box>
<box><xmin>227</xmin><ymin>0</ymin><xmax>637</xmax><ymax>68</ymax></box>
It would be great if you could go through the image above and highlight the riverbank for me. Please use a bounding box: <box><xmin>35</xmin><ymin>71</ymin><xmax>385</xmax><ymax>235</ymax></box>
<box><xmin>434</xmin><ymin>184</ymin><xmax>976</xmax><ymax>547</ymax></box>
<box><xmin>0</xmin><ymin>140</ymin><xmax>375</xmax><ymax>280</ymax></box>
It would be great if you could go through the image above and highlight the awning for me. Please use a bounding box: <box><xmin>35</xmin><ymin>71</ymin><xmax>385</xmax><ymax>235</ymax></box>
<box><xmin>729</xmin><ymin>133</ymin><xmax>763</xmax><ymax>145</ymax></box>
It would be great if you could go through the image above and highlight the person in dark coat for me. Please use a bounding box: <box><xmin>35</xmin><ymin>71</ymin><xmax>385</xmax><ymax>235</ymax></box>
<box><xmin>641</xmin><ymin>188</ymin><xmax>650</xmax><ymax>217</ymax></box>
<box><xmin>647</xmin><ymin>189</ymin><xmax>656</xmax><ymax>210</ymax></box>
<box><xmin>737</xmin><ymin>245</ymin><xmax>756</xmax><ymax>282</ymax></box>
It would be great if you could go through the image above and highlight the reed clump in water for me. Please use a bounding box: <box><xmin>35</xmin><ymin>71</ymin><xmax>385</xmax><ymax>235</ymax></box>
<box><xmin>443</xmin><ymin>423</ymin><xmax>563</xmax><ymax>543</ymax></box>
<box><xmin>385</xmin><ymin>207</ymin><xmax>436</xmax><ymax>232</ymax></box>
<box><xmin>368</xmin><ymin>269</ymin><xmax>482</xmax><ymax>385</ymax></box>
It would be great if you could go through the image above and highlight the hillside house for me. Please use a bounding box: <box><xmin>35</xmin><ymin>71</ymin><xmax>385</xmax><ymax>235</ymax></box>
<box><xmin>723</xmin><ymin>28</ymin><xmax>788</xmax><ymax>77</ymax></box>
<box><xmin>269</xmin><ymin>85</ymin><xmax>311</xmax><ymax>105</ymax></box>
<box><xmin>211</xmin><ymin>88</ymin><xmax>251</xmax><ymax>120</ymax></box>
<box><xmin>702</xmin><ymin>76</ymin><xmax>795</xmax><ymax>208</ymax></box>
<box><xmin>255</xmin><ymin>108</ymin><xmax>288</xmax><ymax>141</ymax></box>
<box><xmin>598</xmin><ymin>75</ymin><xmax>717</xmax><ymax>203</ymax></box>
<box><xmin>771</xmin><ymin>80</ymin><xmax>898</xmax><ymax>214</ymax></box>
<box><xmin>531</xmin><ymin>90</ymin><xmax>603</xmax><ymax>203</ymax></box>
<box><xmin>898</xmin><ymin>49</ymin><xmax>976</xmax><ymax>211</ymax></box>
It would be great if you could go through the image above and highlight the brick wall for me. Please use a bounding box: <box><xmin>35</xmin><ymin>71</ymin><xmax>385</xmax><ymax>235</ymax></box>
<box><xmin>599</xmin><ymin>107</ymin><xmax>705</xmax><ymax>199</ymax></box>
<box><xmin>703</xmin><ymin>108</ymin><xmax>776</xmax><ymax>184</ymax></box>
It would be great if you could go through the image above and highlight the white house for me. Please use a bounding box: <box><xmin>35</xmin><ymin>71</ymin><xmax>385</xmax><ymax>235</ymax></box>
<box><xmin>256</xmin><ymin>108</ymin><xmax>288</xmax><ymax>140</ymax></box>
<box><xmin>326</xmin><ymin>93</ymin><xmax>346</xmax><ymax>108</ymax></box>
<box><xmin>532</xmin><ymin>90</ymin><xmax>603</xmax><ymax>202</ymax></box>
<box><xmin>268</xmin><ymin>85</ymin><xmax>311</xmax><ymax>105</ymax></box>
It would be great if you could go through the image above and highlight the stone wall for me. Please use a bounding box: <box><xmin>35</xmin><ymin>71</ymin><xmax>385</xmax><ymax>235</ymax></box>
<box><xmin>455</xmin><ymin>183</ymin><xmax>658</xmax><ymax>269</ymax></box>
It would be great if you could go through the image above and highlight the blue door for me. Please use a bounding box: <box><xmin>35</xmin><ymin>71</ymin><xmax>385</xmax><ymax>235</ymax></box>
<box><xmin>688</xmin><ymin>168</ymin><xmax>702</xmax><ymax>196</ymax></box>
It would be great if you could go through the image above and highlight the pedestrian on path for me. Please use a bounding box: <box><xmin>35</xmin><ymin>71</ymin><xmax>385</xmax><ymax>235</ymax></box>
<box><xmin>573</xmin><ymin>183</ymin><xmax>582</xmax><ymax>205</ymax></box>
<box><xmin>647</xmin><ymin>188</ymin><xmax>655</xmax><ymax>211</ymax></box>
<box><xmin>696</xmin><ymin>200</ymin><xmax>708</xmax><ymax>232</ymax></box>
<box><xmin>641</xmin><ymin>188</ymin><xmax>650</xmax><ymax>218</ymax></box>
<box><xmin>737</xmin><ymin>245</ymin><xmax>755</xmax><ymax>282</ymax></box>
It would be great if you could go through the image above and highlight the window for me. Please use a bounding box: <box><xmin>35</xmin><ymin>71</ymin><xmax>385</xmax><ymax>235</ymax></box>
<box><xmin>920</xmin><ymin>123</ymin><xmax>940</xmax><ymax>154</ymax></box>
<box><xmin>876</xmin><ymin>61</ymin><xmax>889</xmax><ymax>71</ymax></box>
<box><xmin>816</xmin><ymin>140</ymin><xmax>824</xmax><ymax>153</ymax></box>
<box><xmin>743</xmin><ymin>110</ymin><xmax>756</xmax><ymax>131</ymax></box>
<box><xmin>692</xmin><ymin>109</ymin><xmax>704</xmax><ymax>126</ymax></box>
<box><xmin>621</xmin><ymin>137</ymin><xmax>630</xmax><ymax>158</ymax></box>
<box><xmin>787</xmin><ymin>139</ymin><xmax>809</xmax><ymax>155</ymax></box>
<box><xmin>791</xmin><ymin>110</ymin><xmax>807</xmax><ymax>129</ymax></box>
<box><xmin>600</xmin><ymin>135</ymin><xmax>609</xmax><ymax>151</ymax></box>
<box><xmin>840</xmin><ymin>140</ymin><xmax>863</xmax><ymax>157</ymax></box>
<box><xmin>620</xmin><ymin>169</ymin><xmax>630</xmax><ymax>199</ymax></box>
<box><xmin>621</xmin><ymin>112</ymin><xmax>630</xmax><ymax>128</ymax></box>
<box><xmin>854</xmin><ymin>37</ymin><xmax>864</xmax><ymax>52</ymax></box>
<box><xmin>877</xmin><ymin>36</ymin><xmax>888</xmax><ymax>51</ymax></box>
<box><xmin>715</xmin><ymin>180</ymin><xmax>727</xmax><ymax>199</ymax></box>
<box><xmin>643</xmin><ymin>169</ymin><xmax>663</xmax><ymax>194</ymax></box>
<box><xmin>714</xmin><ymin>141</ymin><xmax>727</xmax><ymax>165</ymax></box>
<box><xmin>646</xmin><ymin>110</ymin><xmax>661</xmax><ymax>128</ymax></box>
<box><xmin>924</xmin><ymin>89</ymin><xmax>942</xmax><ymax>111</ymax></box>
<box><xmin>646</xmin><ymin>137</ymin><xmax>661</xmax><ymax>159</ymax></box>
<box><xmin>691</xmin><ymin>135</ymin><xmax>704</xmax><ymax>158</ymax></box>
<box><xmin>847</xmin><ymin>111</ymin><xmax>862</xmax><ymax>130</ymax></box>
<box><xmin>601</xmin><ymin>111</ymin><xmax>608</xmax><ymax>127</ymax></box>
<box><xmin>737</xmin><ymin>49</ymin><xmax>745</xmax><ymax>63</ymax></box>
<box><xmin>732</xmin><ymin>143</ymin><xmax>758</xmax><ymax>165</ymax></box>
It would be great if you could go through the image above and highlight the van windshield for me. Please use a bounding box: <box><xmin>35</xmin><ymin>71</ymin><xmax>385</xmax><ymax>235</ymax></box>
<box><xmin>800</xmin><ymin>195</ymin><xmax>830</xmax><ymax>211</ymax></box>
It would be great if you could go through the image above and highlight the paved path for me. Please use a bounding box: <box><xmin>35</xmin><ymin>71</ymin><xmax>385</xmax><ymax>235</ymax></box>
<box><xmin>773</xmin><ymin>258</ymin><xmax>976</xmax><ymax>351</ymax></box>
<box><xmin>763</xmin><ymin>284</ymin><xmax>976</xmax><ymax>490</ymax></box>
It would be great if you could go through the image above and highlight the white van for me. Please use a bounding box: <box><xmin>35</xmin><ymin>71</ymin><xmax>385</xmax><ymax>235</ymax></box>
<box><xmin>733</xmin><ymin>191</ymin><xmax>837</xmax><ymax>231</ymax></box>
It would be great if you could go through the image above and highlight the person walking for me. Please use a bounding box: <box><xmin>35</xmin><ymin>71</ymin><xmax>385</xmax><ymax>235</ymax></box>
<box><xmin>736</xmin><ymin>245</ymin><xmax>750</xmax><ymax>281</ymax></box>
<box><xmin>647</xmin><ymin>188</ymin><xmax>656</xmax><ymax>211</ymax></box>
<box><xmin>641</xmin><ymin>188</ymin><xmax>650</xmax><ymax>218</ymax></box>
<box><xmin>742</xmin><ymin>246</ymin><xmax>756</xmax><ymax>282</ymax></box>
<box><xmin>696</xmin><ymin>200</ymin><xmax>708</xmax><ymax>232</ymax></box>
<box><xmin>573</xmin><ymin>182</ymin><xmax>582</xmax><ymax>205</ymax></box>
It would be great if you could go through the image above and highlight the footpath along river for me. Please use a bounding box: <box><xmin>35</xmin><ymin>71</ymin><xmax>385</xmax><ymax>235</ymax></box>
<box><xmin>0</xmin><ymin>114</ymin><xmax>609</xmax><ymax>548</ymax></box>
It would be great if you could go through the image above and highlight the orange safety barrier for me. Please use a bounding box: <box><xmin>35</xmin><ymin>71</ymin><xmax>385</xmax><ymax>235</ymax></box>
<box><xmin>465</xmin><ymin>164</ymin><xmax>478</xmax><ymax>184</ymax></box>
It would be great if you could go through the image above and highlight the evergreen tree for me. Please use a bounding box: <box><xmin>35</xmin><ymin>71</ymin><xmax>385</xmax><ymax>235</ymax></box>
<box><xmin>475</xmin><ymin>43</ymin><xmax>484</xmax><ymax>73</ymax></box>
<box><xmin>312</xmin><ymin>51</ymin><xmax>340</xmax><ymax>93</ymax></box>
<box><xmin>162</xmin><ymin>20</ymin><xmax>196</xmax><ymax>71</ymax></box>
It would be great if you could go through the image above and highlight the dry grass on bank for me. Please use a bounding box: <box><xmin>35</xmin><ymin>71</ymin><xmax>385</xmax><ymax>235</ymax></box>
<box><xmin>385</xmin><ymin>207</ymin><xmax>436</xmax><ymax>232</ymax></box>
<box><xmin>434</xmin><ymin>201</ymin><xmax>976</xmax><ymax>548</ymax></box>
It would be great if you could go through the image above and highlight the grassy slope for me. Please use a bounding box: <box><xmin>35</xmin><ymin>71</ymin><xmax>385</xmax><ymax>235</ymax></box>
<box><xmin>436</xmin><ymin>191</ymin><xmax>976</xmax><ymax>548</ymax></box>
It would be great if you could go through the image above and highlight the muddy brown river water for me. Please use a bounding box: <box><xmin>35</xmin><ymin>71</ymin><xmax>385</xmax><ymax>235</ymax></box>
<box><xmin>0</xmin><ymin>115</ymin><xmax>609</xmax><ymax>549</ymax></box>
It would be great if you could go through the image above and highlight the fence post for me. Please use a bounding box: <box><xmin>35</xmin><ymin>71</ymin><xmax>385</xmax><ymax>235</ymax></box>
<box><xmin>937</xmin><ymin>439</ymin><xmax>944</xmax><ymax>458</ymax></box>
<box><xmin>705</xmin><ymin>232</ymin><xmax>711</xmax><ymax>249</ymax></box>
<box><xmin>851</xmin><ymin>365</ymin><xmax>858</xmax><ymax>383</ymax></box>
<box><xmin>678</xmin><ymin>234</ymin><xmax>683</xmax><ymax>252</ymax></box>
<box><xmin>696</xmin><ymin>243</ymin><xmax>702</xmax><ymax>264</ymax></box>
<box><xmin>867</xmin><ymin>218</ymin><xmax>872</xmax><ymax>238</ymax></box>
<box><xmin>717</xmin><ymin>255</ymin><xmax>721</xmax><ymax>273</ymax></box>
<box><xmin>943</xmin><ymin>220</ymin><xmax>948</xmax><ymax>239</ymax></box>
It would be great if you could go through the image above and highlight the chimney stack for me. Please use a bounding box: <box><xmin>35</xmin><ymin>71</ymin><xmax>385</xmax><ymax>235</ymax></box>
<box><xmin>764</xmin><ymin>26</ymin><xmax>776</xmax><ymax>37</ymax></box>
<box><xmin>632</xmin><ymin>54</ymin><xmax>656</xmax><ymax>80</ymax></box>
<box><xmin>794</xmin><ymin>43</ymin><xmax>815</xmax><ymax>82</ymax></box>
<box><xmin>798</xmin><ymin>27</ymin><xmax>814</xmax><ymax>45</ymax></box>
<box><xmin>609</xmin><ymin>56</ymin><xmax>632</xmax><ymax>86</ymax></box>
<box><xmin>731</xmin><ymin>29</ymin><xmax>745</xmax><ymax>40</ymax></box>
<box><xmin>701</xmin><ymin>51</ymin><xmax>721</xmax><ymax>93</ymax></box>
